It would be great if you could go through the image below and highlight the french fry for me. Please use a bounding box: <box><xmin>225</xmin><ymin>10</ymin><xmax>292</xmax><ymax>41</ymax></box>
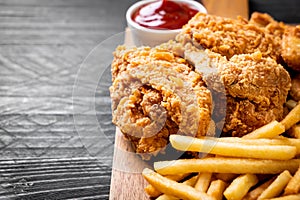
<box><xmin>244</xmin><ymin>178</ymin><xmax>274</xmax><ymax>200</ymax></box>
<box><xmin>284</xmin><ymin>166</ymin><xmax>300</xmax><ymax>195</ymax></box>
<box><xmin>194</xmin><ymin>172</ymin><xmax>212</xmax><ymax>192</ymax></box>
<box><xmin>144</xmin><ymin>173</ymin><xmax>189</xmax><ymax>197</ymax></box>
<box><xmin>281</xmin><ymin>101</ymin><xmax>300</xmax><ymax>130</ymax></box>
<box><xmin>265</xmin><ymin>194</ymin><xmax>300</xmax><ymax>200</ymax></box>
<box><xmin>142</xmin><ymin>168</ymin><xmax>214</xmax><ymax>200</ymax></box>
<box><xmin>214</xmin><ymin>173</ymin><xmax>238</xmax><ymax>182</ymax></box>
<box><xmin>169</xmin><ymin>135</ymin><xmax>296</xmax><ymax>160</ymax></box>
<box><xmin>288</xmin><ymin>124</ymin><xmax>300</xmax><ymax>139</ymax></box>
<box><xmin>156</xmin><ymin>175</ymin><xmax>198</xmax><ymax>200</ymax></box>
<box><xmin>258</xmin><ymin>170</ymin><xmax>292</xmax><ymax>199</ymax></box>
<box><xmin>217</xmin><ymin>137</ymin><xmax>300</xmax><ymax>156</ymax></box>
<box><xmin>242</xmin><ymin>120</ymin><xmax>285</xmax><ymax>139</ymax></box>
<box><xmin>207</xmin><ymin>179</ymin><xmax>227</xmax><ymax>200</ymax></box>
<box><xmin>154</xmin><ymin>157</ymin><xmax>300</xmax><ymax>175</ymax></box>
<box><xmin>224</xmin><ymin>174</ymin><xmax>258</xmax><ymax>200</ymax></box>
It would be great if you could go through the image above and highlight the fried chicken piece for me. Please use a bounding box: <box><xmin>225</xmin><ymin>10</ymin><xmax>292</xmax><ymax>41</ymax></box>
<box><xmin>249</xmin><ymin>12</ymin><xmax>276</xmax><ymax>27</ymax></box>
<box><xmin>176</xmin><ymin>13</ymin><xmax>281</xmax><ymax>61</ymax></box>
<box><xmin>249</xmin><ymin>12</ymin><xmax>300</xmax><ymax>71</ymax></box>
<box><xmin>249</xmin><ymin>12</ymin><xmax>286</xmax><ymax>39</ymax></box>
<box><xmin>165</xmin><ymin>42</ymin><xmax>291</xmax><ymax>137</ymax></box>
<box><xmin>281</xmin><ymin>26</ymin><xmax>300</xmax><ymax>71</ymax></box>
<box><xmin>110</xmin><ymin>46</ymin><xmax>212</xmax><ymax>159</ymax></box>
<box><xmin>221</xmin><ymin>52</ymin><xmax>291</xmax><ymax>136</ymax></box>
<box><xmin>290</xmin><ymin>74</ymin><xmax>300</xmax><ymax>102</ymax></box>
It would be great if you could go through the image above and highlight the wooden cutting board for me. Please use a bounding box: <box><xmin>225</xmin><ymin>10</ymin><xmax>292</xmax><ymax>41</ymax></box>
<box><xmin>109</xmin><ymin>1</ymin><xmax>249</xmax><ymax>199</ymax></box>
<box><xmin>109</xmin><ymin>128</ymin><xmax>150</xmax><ymax>200</ymax></box>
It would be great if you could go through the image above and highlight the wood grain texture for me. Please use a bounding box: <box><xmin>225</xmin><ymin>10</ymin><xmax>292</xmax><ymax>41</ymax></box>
<box><xmin>0</xmin><ymin>0</ymin><xmax>135</xmax><ymax>199</ymax></box>
<box><xmin>202</xmin><ymin>0</ymin><xmax>249</xmax><ymax>19</ymax></box>
<box><xmin>0</xmin><ymin>157</ymin><xmax>111</xmax><ymax>200</ymax></box>
<box><xmin>109</xmin><ymin>129</ymin><xmax>149</xmax><ymax>200</ymax></box>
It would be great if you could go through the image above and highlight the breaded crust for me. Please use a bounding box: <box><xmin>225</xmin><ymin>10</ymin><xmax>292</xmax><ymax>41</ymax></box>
<box><xmin>176</xmin><ymin>13</ymin><xmax>281</xmax><ymax>61</ymax></box>
<box><xmin>110</xmin><ymin>46</ymin><xmax>212</xmax><ymax>159</ymax></box>
<box><xmin>167</xmin><ymin>42</ymin><xmax>291</xmax><ymax>137</ymax></box>
<box><xmin>281</xmin><ymin>26</ymin><xmax>300</xmax><ymax>71</ymax></box>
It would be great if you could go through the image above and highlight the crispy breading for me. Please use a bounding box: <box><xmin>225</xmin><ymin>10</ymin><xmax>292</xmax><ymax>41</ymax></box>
<box><xmin>290</xmin><ymin>74</ymin><xmax>300</xmax><ymax>102</ymax></box>
<box><xmin>110</xmin><ymin>46</ymin><xmax>212</xmax><ymax>159</ymax></box>
<box><xmin>249</xmin><ymin>12</ymin><xmax>286</xmax><ymax>39</ymax></box>
<box><xmin>249</xmin><ymin>12</ymin><xmax>300</xmax><ymax>71</ymax></box>
<box><xmin>281</xmin><ymin>26</ymin><xmax>300</xmax><ymax>71</ymax></box>
<box><xmin>176</xmin><ymin>13</ymin><xmax>281</xmax><ymax>61</ymax></box>
<box><xmin>165</xmin><ymin>41</ymin><xmax>291</xmax><ymax>137</ymax></box>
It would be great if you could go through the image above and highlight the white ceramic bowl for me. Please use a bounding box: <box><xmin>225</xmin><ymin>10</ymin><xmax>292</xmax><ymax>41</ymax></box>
<box><xmin>126</xmin><ymin>0</ymin><xmax>207</xmax><ymax>47</ymax></box>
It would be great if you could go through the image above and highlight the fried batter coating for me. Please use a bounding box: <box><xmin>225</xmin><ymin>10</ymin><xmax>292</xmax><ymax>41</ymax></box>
<box><xmin>290</xmin><ymin>74</ymin><xmax>300</xmax><ymax>102</ymax></box>
<box><xmin>249</xmin><ymin>12</ymin><xmax>300</xmax><ymax>71</ymax></box>
<box><xmin>281</xmin><ymin>26</ymin><xmax>300</xmax><ymax>71</ymax></box>
<box><xmin>110</xmin><ymin>46</ymin><xmax>212</xmax><ymax>159</ymax></box>
<box><xmin>249</xmin><ymin>12</ymin><xmax>286</xmax><ymax>39</ymax></box>
<box><xmin>222</xmin><ymin>52</ymin><xmax>291</xmax><ymax>136</ymax></box>
<box><xmin>249</xmin><ymin>12</ymin><xmax>276</xmax><ymax>27</ymax></box>
<box><xmin>176</xmin><ymin>13</ymin><xmax>281</xmax><ymax>61</ymax></box>
<box><xmin>166</xmin><ymin>42</ymin><xmax>291</xmax><ymax>137</ymax></box>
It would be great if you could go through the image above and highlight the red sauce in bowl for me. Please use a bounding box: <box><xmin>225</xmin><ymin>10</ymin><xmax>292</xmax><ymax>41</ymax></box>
<box><xmin>132</xmin><ymin>0</ymin><xmax>199</xmax><ymax>30</ymax></box>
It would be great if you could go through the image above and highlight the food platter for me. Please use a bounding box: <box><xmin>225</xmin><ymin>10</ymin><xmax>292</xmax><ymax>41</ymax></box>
<box><xmin>108</xmin><ymin>1</ymin><xmax>300</xmax><ymax>199</ymax></box>
<box><xmin>109</xmin><ymin>128</ymin><xmax>149</xmax><ymax>200</ymax></box>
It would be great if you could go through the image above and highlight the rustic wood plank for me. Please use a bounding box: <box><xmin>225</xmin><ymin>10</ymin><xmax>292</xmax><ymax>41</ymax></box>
<box><xmin>0</xmin><ymin>0</ymin><xmax>136</xmax><ymax>199</ymax></box>
<box><xmin>109</xmin><ymin>129</ymin><xmax>149</xmax><ymax>200</ymax></box>
<box><xmin>0</xmin><ymin>157</ymin><xmax>111</xmax><ymax>200</ymax></box>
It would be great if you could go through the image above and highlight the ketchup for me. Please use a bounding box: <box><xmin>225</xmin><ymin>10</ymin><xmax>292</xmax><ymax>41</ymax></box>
<box><xmin>132</xmin><ymin>0</ymin><xmax>199</xmax><ymax>30</ymax></box>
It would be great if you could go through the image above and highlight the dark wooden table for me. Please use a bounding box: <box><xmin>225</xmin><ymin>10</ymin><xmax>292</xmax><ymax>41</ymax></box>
<box><xmin>0</xmin><ymin>0</ymin><xmax>135</xmax><ymax>199</ymax></box>
<box><xmin>1</xmin><ymin>0</ymin><xmax>299</xmax><ymax>200</ymax></box>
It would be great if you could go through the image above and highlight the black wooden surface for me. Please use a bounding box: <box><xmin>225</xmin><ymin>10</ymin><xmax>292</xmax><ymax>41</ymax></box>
<box><xmin>0</xmin><ymin>0</ymin><xmax>135</xmax><ymax>199</ymax></box>
<box><xmin>1</xmin><ymin>0</ymin><xmax>299</xmax><ymax>199</ymax></box>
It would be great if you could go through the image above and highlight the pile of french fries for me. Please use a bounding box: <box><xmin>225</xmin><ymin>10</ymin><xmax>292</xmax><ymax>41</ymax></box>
<box><xmin>142</xmin><ymin>101</ymin><xmax>300</xmax><ymax>200</ymax></box>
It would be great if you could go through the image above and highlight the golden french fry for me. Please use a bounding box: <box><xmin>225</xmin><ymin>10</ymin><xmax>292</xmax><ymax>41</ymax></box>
<box><xmin>281</xmin><ymin>101</ymin><xmax>300</xmax><ymax>130</ymax></box>
<box><xmin>217</xmin><ymin>137</ymin><xmax>300</xmax><ymax>156</ymax></box>
<box><xmin>156</xmin><ymin>194</ymin><xmax>177</xmax><ymax>200</ymax></box>
<box><xmin>194</xmin><ymin>172</ymin><xmax>212</xmax><ymax>192</ymax></box>
<box><xmin>144</xmin><ymin>173</ymin><xmax>189</xmax><ymax>197</ymax></box>
<box><xmin>242</xmin><ymin>120</ymin><xmax>285</xmax><ymax>139</ymax></box>
<box><xmin>244</xmin><ymin>178</ymin><xmax>274</xmax><ymax>200</ymax></box>
<box><xmin>207</xmin><ymin>179</ymin><xmax>227</xmax><ymax>200</ymax></box>
<box><xmin>258</xmin><ymin>170</ymin><xmax>292</xmax><ymax>199</ymax></box>
<box><xmin>288</xmin><ymin>124</ymin><xmax>300</xmax><ymax>139</ymax></box>
<box><xmin>145</xmin><ymin>184</ymin><xmax>164</xmax><ymax>198</ymax></box>
<box><xmin>156</xmin><ymin>175</ymin><xmax>198</xmax><ymax>200</ymax></box>
<box><xmin>214</xmin><ymin>173</ymin><xmax>238</xmax><ymax>182</ymax></box>
<box><xmin>265</xmin><ymin>194</ymin><xmax>300</xmax><ymax>200</ymax></box>
<box><xmin>223</xmin><ymin>174</ymin><xmax>258</xmax><ymax>200</ymax></box>
<box><xmin>169</xmin><ymin>135</ymin><xmax>296</xmax><ymax>160</ymax></box>
<box><xmin>154</xmin><ymin>158</ymin><xmax>300</xmax><ymax>175</ymax></box>
<box><xmin>284</xmin><ymin>166</ymin><xmax>300</xmax><ymax>195</ymax></box>
<box><xmin>142</xmin><ymin>168</ymin><xmax>214</xmax><ymax>200</ymax></box>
